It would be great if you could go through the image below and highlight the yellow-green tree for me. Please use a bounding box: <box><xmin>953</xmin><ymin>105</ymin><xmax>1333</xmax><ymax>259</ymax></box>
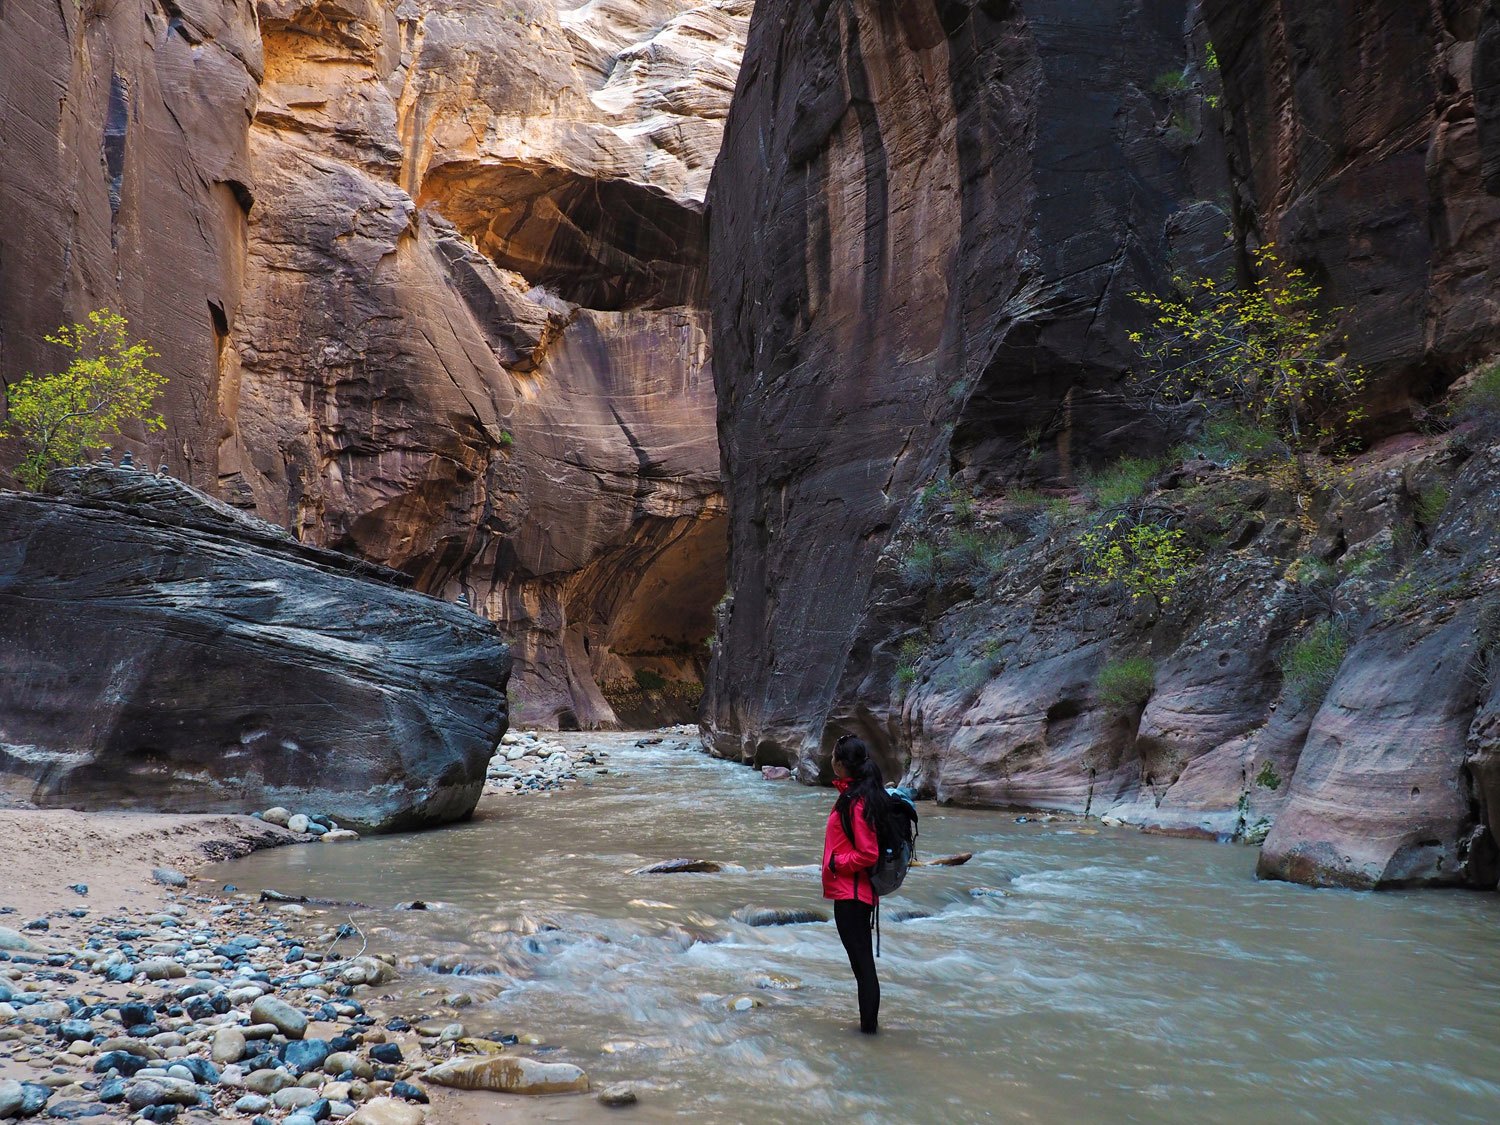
<box><xmin>1130</xmin><ymin>246</ymin><xmax>1364</xmax><ymax>451</ymax></box>
<box><xmin>1075</xmin><ymin>516</ymin><xmax>1195</xmax><ymax>609</ymax></box>
<box><xmin>1</xmin><ymin>310</ymin><xmax>165</xmax><ymax>490</ymax></box>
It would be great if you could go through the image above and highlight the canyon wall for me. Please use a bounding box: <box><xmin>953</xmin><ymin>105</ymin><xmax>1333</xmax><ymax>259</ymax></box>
<box><xmin>705</xmin><ymin>0</ymin><xmax>1500</xmax><ymax>889</ymax></box>
<box><xmin>0</xmin><ymin>0</ymin><xmax>747</xmax><ymax>728</ymax></box>
<box><xmin>703</xmin><ymin>0</ymin><xmax>1225</xmax><ymax>767</ymax></box>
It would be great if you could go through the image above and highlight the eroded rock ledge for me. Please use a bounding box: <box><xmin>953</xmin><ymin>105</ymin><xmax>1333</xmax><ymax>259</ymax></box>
<box><xmin>0</xmin><ymin>467</ymin><xmax>511</xmax><ymax>832</ymax></box>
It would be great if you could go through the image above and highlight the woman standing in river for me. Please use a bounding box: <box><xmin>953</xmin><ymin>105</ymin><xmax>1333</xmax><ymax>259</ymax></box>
<box><xmin>823</xmin><ymin>734</ymin><xmax>891</xmax><ymax>1034</ymax></box>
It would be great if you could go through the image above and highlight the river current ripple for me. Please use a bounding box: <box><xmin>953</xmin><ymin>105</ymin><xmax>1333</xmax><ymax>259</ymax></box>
<box><xmin>219</xmin><ymin>734</ymin><xmax>1500</xmax><ymax>1124</ymax></box>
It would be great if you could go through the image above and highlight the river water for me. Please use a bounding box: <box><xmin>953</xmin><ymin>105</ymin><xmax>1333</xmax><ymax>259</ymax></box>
<box><xmin>219</xmin><ymin>734</ymin><xmax>1500</xmax><ymax>1124</ymax></box>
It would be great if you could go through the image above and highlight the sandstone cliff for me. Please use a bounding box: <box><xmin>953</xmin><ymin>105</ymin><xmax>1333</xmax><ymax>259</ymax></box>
<box><xmin>0</xmin><ymin>0</ymin><xmax>747</xmax><ymax>728</ymax></box>
<box><xmin>0</xmin><ymin>466</ymin><xmax>510</xmax><ymax>832</ymax></box>
<box><xmin>703</xmin><ymin>0</ymin><xmax>1227</xmax><ymax>765</ymax></box>
<box><xmin>704</xmin><ymin>0</ymin><xmax>1500</xmax><ymax>890</ymax></box>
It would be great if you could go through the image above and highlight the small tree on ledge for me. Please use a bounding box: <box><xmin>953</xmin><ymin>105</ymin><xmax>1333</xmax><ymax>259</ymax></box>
<box><xmin>0</xmin><ymin>309</ymin><xmax>166</xmax><ymax>490</ymax></box>
<box><xmin>1129</xmin><ymin>245</ymin><xmax>1366</xmax><ymax>457</ymax></box>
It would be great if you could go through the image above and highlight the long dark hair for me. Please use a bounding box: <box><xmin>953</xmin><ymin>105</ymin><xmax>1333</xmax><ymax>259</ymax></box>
<box><xmin>833</xmin><ymin>734</ymin><xmax>893</xmax><ymax>843</ymax></box>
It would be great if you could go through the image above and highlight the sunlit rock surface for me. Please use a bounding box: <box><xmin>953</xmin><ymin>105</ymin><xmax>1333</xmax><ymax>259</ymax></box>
<box><xmin>0</xmin><ymin>0</ymin><xmax>747</xmax><ymax>728</ymax></box>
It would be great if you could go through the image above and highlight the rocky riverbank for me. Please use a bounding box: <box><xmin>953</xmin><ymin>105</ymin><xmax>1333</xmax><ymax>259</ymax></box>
<box><xmin>482</xmin><ymin>727</ymin><xmax>699</xmax><ymax>798</ymax></box>
<box><xmin>0</xmin><ymin>810</ymin><xmax>633</xmax><ymax>1124</ymax></box>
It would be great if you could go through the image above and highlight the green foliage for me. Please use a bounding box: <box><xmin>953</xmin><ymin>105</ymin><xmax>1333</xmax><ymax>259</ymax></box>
<box><xmin>1341</xmin><ymin>542</ymin><xmax>1389</xmax><ymax>579</ymax></box>
<box><xmin>1187</xmin><ymin>415</ymin><xmax>1286</xmax><ymax>465</ymax></box>
<box><xmin>1413</xmin><ymin>482</ymin><xmax>1450</xmax><ymax>529</ymax></box>
<box><xmin>634</xmin><ymin>668</ymin><xmax>667</xmax><ymax>692</ymax></box>
<box><xmin>895</xmin><ymin>637</ymin><xmax>925</xmax><ymax>692</ymax></box>
<box><xmin>499</xmin><ymin>430</ymin><xmax>514</xmax><ymax>447</ymax></box>
<box><xmin>1085</xmin><ymin>456</ymin><xmax>1162</xmax><ymax>509</ymax></box>
<box><xmin>1279</xmin><ymin>620</ymin><xmax>1349</xmax><ymax>708</ymax></box>
<box><xmin>1</xmin><ymin>310</ymin><xmax>165</xmax><ymax>489</ymax></box>
<box><xmin>1129</xmin><ymin>247</ymin><xmax>1366</xmax><ymax>453</ymax></box>
<box><xmin>1448</xmin><ymin>360</ymin><xmax>1500</xmax><ymax>427</ymax></box>
<box><xmin>1287</xmin><ymin>554</ymin><xmax>1337</xmax><ymax>589</ymax></box>
<box><xmin>1204</xmin><ymin>42</ymin><xmax>1220</xmax><ymax>71</ymax></box>
<box><xmin>1254</xmin><ymin>760</ymin><xmax>1281</xmax><ymax>790</ymax></box>
<box><xmin>953</xmin><ymin>639</ymin><xmax>1004</xmax><ymax>697</ymax></box>
<box><xmin>1075</xmin><ymin>517</ymin><xmax>1196</xmax><ymax>606</ymax></box>
<box><xmin>1165</xmin><ymin>111</ymin><xmax>1196</xmax><ymax>144</ymax></box>
<box><xmin>940</xmin><ymin>529</ymin><xmax>1012</xmax><ymax>576</ymax></box>
<box><xmin>899</xmin><ymin>541</ymin><xmax>939</xmax><ymax>589</ymax></box>
<box><xmin>506</xmin><ymin>688</ymin><xmax>525</xmax><ymax>720</ymax></box>
<box><xmin>1375</xmin><ymin>578</ymin><xmax>1418</xmax><ymax>615</ymax></box>
<box><xmin>1152</xmin><ymin>69</ymin><xmax>1190</xmax><ymax>96</ymax></box>
<box><xmin>1094</xmin><ymin>656</ymin><xmax>1156</xmax><ymax>709</ymax></box>
<box><xmin>951</xmin><ymin>488</ymin><xmax>975</xmax><ymax>524</ymax></box>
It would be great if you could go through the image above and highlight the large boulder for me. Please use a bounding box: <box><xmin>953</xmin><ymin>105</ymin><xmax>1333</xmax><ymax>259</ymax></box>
<box><xmin>0</xmin><ymin>467</ymin><xmax>509</xmax><ymax>831</ymax></box>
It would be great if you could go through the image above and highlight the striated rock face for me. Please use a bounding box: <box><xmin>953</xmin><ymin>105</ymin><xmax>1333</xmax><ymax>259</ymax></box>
<box><xmin>1202</xmin><ymin>0</ymin><xmax>1500</xmax><ymax>427</ymax></box>
<box><xmin>703</xmin><ymin>0</ymin><xmax>1226</xmax><ymax>768</ymax></box>
<box><xmin>0</xmin><ymin>0</ymin><xmax>748</xmax><ymax>728</ymax></box>
<box><xmin>0</xmin><ymin>0</ymin><xmax>261</xmax><ymax>478</ymax></box>
<box><xmin>0</xmin><ymin>467</ymin><xmax>510</xmax><ymax>832</ymax></box>
<box><xmin>704</xmin><ymin>0</ymin><xmax>1500</xmax><ymax>892</ymax></box>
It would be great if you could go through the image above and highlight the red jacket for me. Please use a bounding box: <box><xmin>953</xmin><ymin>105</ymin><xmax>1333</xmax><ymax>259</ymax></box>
<box><xmin>822</xmin><ymin>782</ymin><xmax>879</xmax><ymax>905</ymax></box>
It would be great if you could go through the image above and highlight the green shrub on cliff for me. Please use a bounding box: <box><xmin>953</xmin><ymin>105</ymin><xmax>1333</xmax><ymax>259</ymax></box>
<box><xmin>940</xmin><ymin>529</ymin><xmax>1013</xmax><ymax>576</ymax></box>
<box><xmin>899</xmin><ymin>542</ymin><xmax>939</xmax><ymax>589</ymax></box>
<box><xmin>1279</xmin><ymin>619</ymin><xmax>1349</xmax><ymax>708</ymax></box>
<box><xmin>1085</xmin><ymin>456</ymin><xmax>1162</xmax><ymax>509</ymax></box>
<box><xmin>1448</xmin><ymin>360</ymin><xmax>1500</xmax><ymax>427</ymax></box>
<box><xmin>1095</xmin><ymin>656</ymin><xmax>1156</xmax><ymax>709</ymax></box>
<box><xmin>1074</xmin><ymin>517</ymin><xmax>1195</xmax><ymax>608</ymax></box>
<box><xmin>634</xmin><ymin>668</ymin><xmax>667</xmax><ymax>692</ymax></box>
<box><xmin>894</xmin><ymin>637</ymin><xmax>925</xmax><ymax>696</ymax></box>
<box><xmin>1</xmin><ymin>310</ymin><xmax>165</xmax><ymax>490</ymax></box>
<box><xmin>1129</xmin><ymin>247</ymin><xmax>1365</xmax><ymax>454</ymax></box>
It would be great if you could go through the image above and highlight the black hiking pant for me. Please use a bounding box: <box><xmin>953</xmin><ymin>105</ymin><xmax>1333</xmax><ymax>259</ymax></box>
<box><xmin>833</xmin><ymin>897</ymin><xmax>879</xmax><ymax>1032</ymax></box>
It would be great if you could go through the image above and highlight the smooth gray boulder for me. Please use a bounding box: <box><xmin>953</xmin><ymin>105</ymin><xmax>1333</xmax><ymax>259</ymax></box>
<box><xmin>0</xmin><ymin>468</ymin><xmax>510</xmax><ymax>832</ymax></box>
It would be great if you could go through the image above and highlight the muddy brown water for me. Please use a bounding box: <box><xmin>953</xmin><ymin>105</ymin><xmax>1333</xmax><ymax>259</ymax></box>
<box><xmin>218</xmin><ymin>734</ymin><xmax>1500</xmax><ymax>1124</ymax></box>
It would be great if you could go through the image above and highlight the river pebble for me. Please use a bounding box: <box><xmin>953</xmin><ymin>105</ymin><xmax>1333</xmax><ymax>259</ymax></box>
<box><xmin>483</xmin><ymin>730</ymin><xmax>606</xmax><ymax>797</ymax></box>
<box><xmin>0</xmin><ymin>812</ymin><xmax>602</xmax><ymax>1124</ymax></box>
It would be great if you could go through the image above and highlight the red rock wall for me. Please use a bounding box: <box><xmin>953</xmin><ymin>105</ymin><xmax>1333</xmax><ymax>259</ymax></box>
<box><xmin>0</xmin><ymin>0</ymin><xmax>747</xmax><ymax>729</ymax></box>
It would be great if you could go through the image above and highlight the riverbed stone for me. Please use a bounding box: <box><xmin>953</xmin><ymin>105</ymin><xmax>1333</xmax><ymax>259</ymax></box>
<box><xmin>0</xmin><ymin>1081</ymin><xmax>25</xmax><ymax>1118</ymax></box>
<box><xmin>282</xmin><ymin>1039</ymin><xmax>329</xmax><ymax>1075</ymax></box>
<box><xmin>0</xmin><ymin>928</ymin><xmax>35</xmax><ymax>952</ymax></box>
<box><xmin>211</xmin><ymin>1027</ymin><xmax>246</xmax><ymax>1065</ymax></box>
<box><xmin>272</xmin><ymin>1087</ymin><xmax>319</xmax><ymax>1110</ymax></box>
<box><xmin>251</xmin><ymin>996</ymin><xmax>307</xmax><ymax>1039</ymax></box>
<box><xmin>137</xmin><ymin>959</ymin><xmax>186</xmax><ymax>981</ymax></box>
<box><xmin>243</xmin><ymin>1070</ymin><xmax>292</xmax><ymax>1096</ymax></box>
<box><xmin>151</xmin><ymin>867</ymin><xmax>188</xmax><ymax>887</ymax></box>
<box><xmin>423</xmin><ymin>1055</ymin><xmax>588</xmax><ymax>1095</ymax></box>
<box><xmin>287</xmin><ymin>815</ymin><xmax>311</xmax><ymax>834</ymax></box>
<box><xmin>347</xmin><ymin>1098</ymin><xmax>425</xmax><ymax>1125</ymax></box>
<box><xmin>731</xmin><ymin>906</ymin><xmax>828</xmax><ymax>927</ymax></box>
<box><xmin>323</xmin><ymin>1051</ymin><xmax>372</xmax><ymax>1078</ymax></box>
<box><xmin>597</xmin><ymin>1083</ymin><xmax>638</xmax><ymax>1107</ymax></box>
<box><xmin>262</xmin><ymin>808</ymin><xmax>292</xmax><ymax>827</ymax></box>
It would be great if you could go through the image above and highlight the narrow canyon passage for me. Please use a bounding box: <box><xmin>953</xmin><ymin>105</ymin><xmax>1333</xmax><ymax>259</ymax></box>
<box><xmin>219</xmin><ymin>736</ymin><xmax>1500</xmax><ymax>1124</ymax></box>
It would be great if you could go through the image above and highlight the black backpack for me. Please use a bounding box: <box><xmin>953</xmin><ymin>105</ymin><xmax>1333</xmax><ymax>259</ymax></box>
<box><xmin>869</xmin><ymin>787</ymin><xmax>919</xmax><ymax>896</ymax></box>
<box><xmin>840</xmin><ymin>786</ymin><xmax>920</xmax><ymax>897</ymax></box>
